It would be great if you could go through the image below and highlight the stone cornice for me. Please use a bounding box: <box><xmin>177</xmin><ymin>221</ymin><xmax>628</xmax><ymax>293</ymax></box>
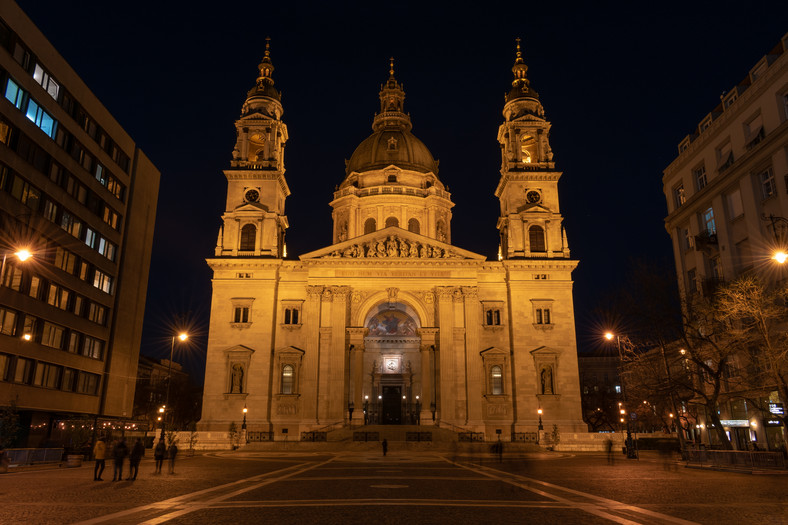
<box><xmin>206</xmin><ymin>258</ymin><xmax>284</xmax><ymax>270</ymax></box>
<box><xmin>503</xmin><ymin>259</ymin><xmax>579</xmax><ymax>271</ymax></box>
<box><xmin>223</xmin><ymin>169</ymin><xmax>291</xmax><ymax>197</ymax></box>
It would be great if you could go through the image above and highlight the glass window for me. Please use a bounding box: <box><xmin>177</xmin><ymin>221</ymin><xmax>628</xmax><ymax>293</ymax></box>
<box><xmin>673</xmin><ymin>184</ymin><xmax>685</xmax><ymax>208</ymax></box>
<box><xmin>703</xmin><ymin>208</ymin><xmax>716</xmax><ymax>234</ymax></box>
<box><xmin>93</xmin><ymin>270</ymin><xmax>112</xmax><ymax>294</ymax></box>
<box><xmin>694</xmin><ymin>165</ymin><xmax>707</xmax><ymax>190</ymax></box>
<box><xmin>14</xmin><ymin>357</ymin><xmax>34</xmax><ymax>384</ymax></box>
<box><xmin>82</xmin><ymin>337</ymin><xmax>103</xmax><ymax>359</ymax></box>
<box><xmin>41</xmin><ymin>322</ymin><xmax>65</xmax><ymax>349</ymax></box>
<box><xmin>491</xmin><ymin>365</ymin><xmax>503</xmax><ymax>395</ymax></box>
<box><xmin>239</xmin><ymin>224</ymin><xmax>256</xmax><ymax>251</ymax></box>
<box><xmin>233</xmin><ymin>307</ymin><xmax>249</xmax><ymax>323</ymax></box>
<box><xmin>529</xmin><ymin>226</ymin><xmax>546</xmax><ymax>252</ymax></box>
<box><xmin>0</xmin><ymin>307</ymin><xmax>17</xmax><ymax>336</ymax></box>
<box><xmin>281</xmin><ymin>364</ymin><xmax>294</xmax><ymax>394</ymax></box>
<box><xmin>62</xmin><ymin>368</ymin><xmax>76</xmax><ymax>391</ymax></box>
<box><xmin>760</xmin><ymin>168</ymin><xmax>776</xmax><ymax>199</ymax></box>
<box><xmin>76</xmin><ymin>372</ymin><xmax>99</xmax><ymax>395</ymax></box>
<box><xmin>34</xmin><ymin>362</ymin><xmax>62</xmax><ymax>389</ymax></box>
<box><xmin>4</xmin><ymin>78</ymin><xmax>24</xmax><ymax>109</ymax></box>
<box><xmin>408</xmin><ymin>218</ymin><xmax>420</xmax><ymax>234</ymax></box>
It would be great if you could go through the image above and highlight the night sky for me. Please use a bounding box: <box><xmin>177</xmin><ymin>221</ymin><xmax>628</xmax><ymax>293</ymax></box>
<box><xmin>18</xmin><ymin>1</ymin><xmax>788</xmax><ymax>383</ymax></box>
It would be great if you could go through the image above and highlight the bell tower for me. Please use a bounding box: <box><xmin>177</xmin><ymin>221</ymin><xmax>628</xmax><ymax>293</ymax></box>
<box><xmin>495</xmin><ymin>39</ymin><xmax>569</xmax><ymax>260</ymax></box>
<box><xmin>216</xmin><ymin>38</ymin><xmax>290</xmax><ymax>258</ymax></box>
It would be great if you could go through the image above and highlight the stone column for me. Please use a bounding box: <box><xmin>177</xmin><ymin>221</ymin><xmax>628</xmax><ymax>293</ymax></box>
<box><xmin>436</xmin><ymin>286</ymin><xmax>456</xmax><ymax>422</ymax></box>
<box><xmin>347</xmin><ymin>327</ymin><xmax>367</xmax><ymax>425</ymax></box>
<box><xmin>463</xmin><ymin>286</ymin><xmax>483</xmax><ymax>426</ymax></box>
<box><xmin>303</xmin><ymin>285</ymin><xmax>323</xmax><ymax>424</ymax></box>
<box><xmin>418</xmin><ymin>328</ymin><xmax>438</xmax><ymax>425</ymax></box>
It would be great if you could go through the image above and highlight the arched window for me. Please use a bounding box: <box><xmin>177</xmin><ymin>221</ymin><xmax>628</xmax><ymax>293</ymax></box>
<box><xmin>385</xmin><ymin>217</ymin><xmax>399</xmax><ymax>228</ymax></box>
<box><xmin>408</xmin><ymin>218</ymin><xmax>420</xmax><ymax>234</ymax></box>
<box><xmin>491</xmin><ymin>365</ymin><xmax>503</xmax><ymax>395</ymax></box>
<box><xmin>529</xmin><ymin>225</ymin><xmax>545</xmax><ymax>252</ymax></box>
<box><xmin>281</xmin><ymin>364</ymin><xmax>294</xmax><ymax>394</ymax></box>
<box><xmin>240</xmin><ymin>224</ymin><xmax>256</xmax><ymax>251</ymax></box>
<box><xmin>364</xmin><ymin>218</ymin><xmax>376</xmax><ymax>234</ymax></box>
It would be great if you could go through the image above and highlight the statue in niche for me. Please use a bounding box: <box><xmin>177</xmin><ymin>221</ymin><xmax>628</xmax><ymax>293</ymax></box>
<box><xmin>231</xmin><ymin>363</ymin><xmax>244</xmax><ymax>394</ymax></box>
<box><xmin>541</xmin><ymin>366</ymin><xmax>553</xmax><ymax>395</ymax></box>
<box><xmin>338</xmin><ymin>222</ymin><xmax>348</xmax><ymax>242</ymax></box>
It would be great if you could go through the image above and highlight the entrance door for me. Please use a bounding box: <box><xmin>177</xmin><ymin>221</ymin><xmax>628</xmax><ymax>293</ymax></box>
<box><xmin>381</xmin><ymin>385</ymin><xmax>402</xmax><ymax>424</ymax></box>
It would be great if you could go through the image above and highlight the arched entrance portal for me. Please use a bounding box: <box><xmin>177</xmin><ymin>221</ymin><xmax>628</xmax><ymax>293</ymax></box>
<box><xmin>363</xmin><ymin>304</ymin><xmax>422</xmax><ymax>425</ymax></box>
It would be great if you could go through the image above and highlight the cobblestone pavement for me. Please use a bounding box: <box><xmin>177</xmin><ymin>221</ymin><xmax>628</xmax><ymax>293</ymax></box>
<box><xmin>0</xmin><ymin>450</ymin><xmax>785</xmax><ymax>524</ymax></box>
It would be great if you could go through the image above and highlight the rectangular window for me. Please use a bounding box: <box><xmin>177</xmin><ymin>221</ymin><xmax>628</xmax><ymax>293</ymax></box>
<box><xmin>47</xmin><ymin>284</ymin><xmax>70</xmax><ymax>310</ymax></box>
<box><xmin>87</xmin><ymin>302</ymin><xmax>106</xmax><ymax>325</ymax></box>
<box><xmin>28</xmin><ymin>275</ymin><xmax>42</xmax><ymax>299</ymax></box>
<box><xmin>33</xmin><ymin>362</ymin><xmax>62</xmax><ymax>389</ymax></box>
<box><xmin>76</xmin><ymin>371</ymin><xmax>99</xmax><ymax>395</ymax></box>
<box><xmin>92</xmin><ymin>270</ymin><xmax>112</xmax><ymax>294</ymax></box>
<box><xmin>4</xmin><ymin>78</ymin><xmax>25</xmax><ymax>109</ymax></box>
<box><xmin>694</xmin><ymin>165</ymin><xmax>707</xmax><ymax>190</ymax></box>
<box><xmin>0</xmin><ymin>307</ymin><xmax>17</xmax><ymax>336</ymax></box>
<box><xmin>710</xmin><ymin>256</ymin><xmax>723</xmax><ymax>282</ymax></box>
<box><xmin>41</xmin><ymin>322</ymin><xmax>65</xmax><ymax>349</ymax></box>
<box><xmin>283</xmin><ymin>307</ymin><xmax>301</xmax><ymax>325</ymax></box>
<box><xmin>23</xmin><ymin>314</ymin><xmax>38</xmax><ymax>340</ymax></box>
<box><xmin>61</xmin><ymin>211</ymin><xmax>82</xmax><ymax>238</ymax></box>
<box><xmin>535</xmin><ymin>307</ymin><xmax>551</xmax><ymax>325</ymax></box>
<box><xmin>1</xmin><ymin>263</ymin><xmax>23</xmax><ymax>291</ymax></box>
<box><xmin>703</xmin><ymin>207</ymin><xmax>716</xmax><ymax>235</ymax></box>
<box><xmin>727</xmin><ymin>188</ymin><xmax>744</xmax><ymax>218</ymax></box>
<box><xmin>673</xmin><ymin>183</ymin><xmax>686</xmax><ymax>208</ymax></box>
<box><xmin>82</xmin><ymin>336</ymin><xmax>103</xmax><ymax>359</ymax></box>
<box><xmin>683</xmin><ymin>228</ymin><xmax>695</xmax><ymax>251</ymax></box>
<box><xmin>687</xmin><ymin>269</ymin><xmax>697</xmax><ymax>294</ymax></box>
<box><xmin>0</xmin><ymin>353</ymin><xmax>10</xmax><ymax>381</ymax></box>
<box><xmin>62</xmin><ymin>368</ymin><xmax>77</xmax><ymax>391</ymax></box>
<box><xmin>760</xmin><ymin>168</ymin><xmax>776</xmax><ymax>199</ymax></box>
<box><xmin>233</xmin><ymin>307</ymin><xmax>249</xmax><ymax>323</ymax></box>
<box><xmin>42</xmin><ymin>199</ymin><xmax>58</xmax><ymax>222</ymax></box>
<box><xmin>717</xmin><ymin>142</ymin><xmax>734</xmax><ymax>172</ymax></box>
<box><xmin>67</xmin><ymin>332</ymin><xmax>80</xmax><ymax>353</ymax></box>
<box><xmin>54</xmin><ymin>247</ymin><xmax>76</xmax><ymax>274</ymax></box>
<box><xmin>33</xmin><ymin>63</ymin><xmax>60</xmax><ymax>100</ymax></box>
<box><xmin>72</xmin><ymin>295</ymin><xmax>84</xmax><ymax>316</ymax></box>
<box><xmin>13</xmin><ymin>357</ymin><xmax>34</xmax><ymax>384</ymax></box>
<box><xmin>97</xmin><ymin>238</ymin><xmax>116</xmax><ymax>261</ymax></box>
<box><xmin>84</xmin><ymin>228</ymin><xmax>97</xmax><ymax>249</ymax></box>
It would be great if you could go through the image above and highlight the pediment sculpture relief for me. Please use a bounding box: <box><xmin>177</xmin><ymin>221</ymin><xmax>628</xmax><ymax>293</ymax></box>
<box><xmin>326</xmin><ymin>235</ymin><xmax>462</xmax><ymax>259</ymax></box>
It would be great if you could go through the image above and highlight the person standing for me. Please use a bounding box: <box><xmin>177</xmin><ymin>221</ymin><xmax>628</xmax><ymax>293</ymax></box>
<box><xmin>128</xmin><ymin>438</ymin><xmax>145</xmax><ymax>480</ymax></box>
<box><xmin>93</xmin><ymin>437</ymin><xmax>106</xmax><ymax>481</ymax></box>
<box><xmin>382</xmin><ymin>438</ymin><xmax>388</xmax><ymax>456</ymax></box>
<box><xmin>167</xmin><ymin>442</ymin><xmax>178</xmax><ymax>474</ymax></box>
<box><xmin>112</xmin><ymin>438</ymin><xmax>129</xmax><ymax>481</ymax></box>
<box><xmin>154</xmin><ymin>439</ymin><xmax>166</xmax><ymax>474</ymax></box>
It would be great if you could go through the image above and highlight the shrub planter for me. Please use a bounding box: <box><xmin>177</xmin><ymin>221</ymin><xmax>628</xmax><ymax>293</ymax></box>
<box><xmin>65</xmin><ymin>454</ymin><xmax>84</xmax><ymax>468</ymax></box>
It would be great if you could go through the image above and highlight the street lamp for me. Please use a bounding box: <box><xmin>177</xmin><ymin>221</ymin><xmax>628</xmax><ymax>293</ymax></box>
<box><xmin>161</xmin><ymin>332</ymin><xmax>188</xmax><ymax>439</ymax></box>
<box><xmin>242</xmin><ymin>404</ymin><xmax>248</xmax><ymax>444</ymax></box>
<box><xmin>1</xmin><ymin>248</ymin><xmax>32</xmax><ymax>286</ymax></box>
<box><xmin>537</xmin><ymin>408</ymin><xmax>544</xmax><ymax>444</ymax></box>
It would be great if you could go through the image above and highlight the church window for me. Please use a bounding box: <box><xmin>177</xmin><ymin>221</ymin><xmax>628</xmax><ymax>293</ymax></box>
<box><xmin>240</xmin><ymin>224</ymin><xmax>256</xmax><ymax>251</ymax></box>
<box><xmin>408</xmin><ymin>218</ymin><xmax>420</xmax><ymax>234</ymax></box>
<box><xmin>520</xmin><ymin>134</ymin><xmax>535</xmax><ymax>163</ymax></box>
<box><xmin>481</xmin><ymin>301</ymin><xmax>504</xmax><ymax>329</ymax></box>
<box><xmin>694</xmin><ymin>164</ymin><xmax>707</xmax><ymax>190</ymax></box>
<box><xmin>490</xmin><ymin>365</ymin><xmax>503</xmax><ymax>395</ymax></box>
<box><xmin>535</xmin><ymin>307</ymin><xmax>551</xmax><ymax>325</ymax></box>
<box><xmin>233</xmin><ymin>307</ymin><xmax>249</xmax><ymax>323</ymax></box>
<box><xmin>385</xmin><ymin>217</ymin><xmax>399</xmax><ymax>228</ymax></box>
<box><xmin>364</xmin><ymin>218</ymin><xmax>376</xmax><ymax>234</ymax></box>
<box><xmin>281</xmin><ymin>364</ymin><xmax>294</xmax><ymax>394</ymax></box>
<box><xmin>531</xmin><ymin>299</ymin><xmax>553</xmax><ymax>326</ymax></box>
<box><xmin>529</xmin><ymin>225</ymin><xmax>546</xmax><ymax>252</ymax></box>
<box><xmin>284</xmin><ymin>307</ymin><xmax>299</xmax><ymax>325</ymax></box>
<box><xmin>387</xmin><ymin>174</ymin><xmax>397</xmax><ymax>182</ymax></box>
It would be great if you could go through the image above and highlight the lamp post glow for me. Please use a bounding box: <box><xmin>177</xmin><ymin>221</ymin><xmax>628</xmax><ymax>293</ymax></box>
<box><xmin>773</xmin><ymin>251</ymin><xmax>788</xmax><ymax>264</ymax></box>
<box><xmin>161</xmin><ymin>332</ymin><xmax>188</xmax><ymax>439</ymax></box>
<box><xmin>1</xmin><ymin>248</ymin><xmax>32</xmax><ymax>288</ymax></box>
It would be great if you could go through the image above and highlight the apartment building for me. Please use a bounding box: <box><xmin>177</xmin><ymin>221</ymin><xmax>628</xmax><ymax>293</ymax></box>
<box><xmin>0</xmin><ymin>0</ymin><xmax>159</xmax><ymax>446</ymax></box>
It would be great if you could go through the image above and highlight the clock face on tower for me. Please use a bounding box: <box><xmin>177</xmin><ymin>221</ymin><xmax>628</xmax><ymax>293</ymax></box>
<box><xmin>245</xmin><ymin>189</ymin><xmax>260</xmax><ymax>203</ymax></box>
<box><xmin>526</xmin><ymin>190</ymin><xmax>541</xmax><ymax>204</ymax></box>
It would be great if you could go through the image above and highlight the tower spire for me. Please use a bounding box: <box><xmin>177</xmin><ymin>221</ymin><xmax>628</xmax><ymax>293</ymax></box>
<box><xmin>374</xmin><ymin>57</ymin><xmax>411</xmax><ymax>131</ymax></box>
<box><xmin>257</xmin><ymin>37</ymin><xmax>275</xmax><ymax>87</ymax></box>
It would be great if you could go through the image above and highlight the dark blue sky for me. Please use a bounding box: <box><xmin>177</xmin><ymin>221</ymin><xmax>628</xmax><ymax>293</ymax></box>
<box><xmin>19</xmin><ymin>1</ymin><xmax>788</xmax><ymax>382</ymax></box>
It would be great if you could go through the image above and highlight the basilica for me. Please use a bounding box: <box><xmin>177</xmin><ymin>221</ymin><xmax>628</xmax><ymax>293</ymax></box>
<box><xmin>198</xmin><ymin>41</ymin><xmax>586</xmax><ymax>442</ymax></box>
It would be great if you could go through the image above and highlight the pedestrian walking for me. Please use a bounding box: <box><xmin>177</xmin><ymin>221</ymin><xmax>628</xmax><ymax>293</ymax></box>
<box><xmin>382</xmin><ymin>438</ymin><xmax>388</xmax><ymax>456</ymax></box>
<box><xmin>154</xmin><ymin>439</ymin><xmax>166</xmax><ymax>474</ymax></box>
<box><xmin>605</xmin><ymin>438</ymin><xmax>614</xmax><ymax>465</ymax></box>
<box><xmin>111</xmin><ymin>438</ymin><xmax>129</xmax><ymax>481</ymax></box>
<box><xmin>93</xmin><ymin>436</ymin><xmax>106</xmax><ymax>481</ymax></box>
<box><xmin>167</xmin><ymin>442</ymin><xmax>178</xmax><ymax>474</ymax></box>
<box><xmin>128</xmin><ymin>438</ymin><xmax>145</xmax><ymax>480</ymax></box>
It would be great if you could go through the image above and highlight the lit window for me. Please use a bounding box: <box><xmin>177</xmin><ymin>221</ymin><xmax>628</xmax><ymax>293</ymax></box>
<box><xmin>490</xmin><ymin>365</ymin><xmax>503</xmax><ymax>395</ymax></box>
<box><xmin>93</xmin><ymin>270</ymin><xmax>112</xmax><ymax>294</ymax></box>
<box><xmin>0</xmin><ymin>307</ymin><xmax>18</xmax><ymax>336</ymax></box>
<box><xmin>703</xmin><ymin>207</ymin><xmax>716</xmax><ymax>235</ymax></box>
<box><xmin>615</xmin><ymin>385</ymin><xmax>621</xmax><ymax>394</ymax></box>
<box><xmin>673</xmin><ymin>184</ymin><xmax>686</xmax><ymax>208</ymax></box>
<box><xmin>4</xmin><ymin>78</ymin><xmax>24</xmax><ymax>109</ymax></box>
<box><xmin>82</xmin><ymin>337</ymin><xmax>103</xmax><ymax>359</ymax></box>
<box><xmin>281</xmin><ymin>364</ymin><xmax>294</xmax><ymax>394</ymax></box>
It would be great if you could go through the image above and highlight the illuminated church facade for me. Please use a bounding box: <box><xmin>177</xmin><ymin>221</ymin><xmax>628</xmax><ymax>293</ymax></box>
<box><xmin>199</xmin><ymin>41</ymin><xmax>586</xmax><ymax>442</ymax></box>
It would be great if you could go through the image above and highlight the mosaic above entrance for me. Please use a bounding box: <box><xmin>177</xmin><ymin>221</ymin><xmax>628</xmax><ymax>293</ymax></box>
<box><xmin>367</xmin><ymin>309</ymin><xmax>418</xmax><ymax>336</ymax></box>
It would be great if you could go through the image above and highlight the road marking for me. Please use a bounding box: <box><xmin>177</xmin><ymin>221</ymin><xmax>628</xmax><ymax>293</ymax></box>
<box><xmin>370</xmin><ymin>484</ymin><xmax>409</xmax><ymax>488</ymax></box>
<box><xmin>72</xmin><ymin>459</ymin><xmax>329</xmax><ymax>525</ymax></box>
<box><xmin>452</xmin><ymin>459</ymin><xmax>700</xmax><ymax>525</ymax></box>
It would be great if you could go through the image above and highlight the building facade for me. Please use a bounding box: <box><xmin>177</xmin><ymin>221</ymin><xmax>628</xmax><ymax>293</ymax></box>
<box><xmin>0</xmin><ymin>1</ymin><xmax>159</xmax><ymax>446</ymax></box>
<box><xmin>199</xmin><ymin>42</ymin><xmax>585</xmax><ymax>442</ymax></box>
<box><xmin>662</xmin><ymin>32</ymin><xmax>788</xmax><ymax>450</ymax></box>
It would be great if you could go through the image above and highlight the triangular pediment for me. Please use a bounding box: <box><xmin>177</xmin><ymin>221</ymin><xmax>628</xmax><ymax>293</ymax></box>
<box><xmin>224</xmin><ymin>344</ymin><xmax>255</xmax><ymax>356</ymax></box>
<box><xmin>299</xmin><ymin>226</ymin><xmax>486</xmax><ymax>261</ymax></box>
<box><xmin>233</xmin><ymin>202</ymin><xmax>269</xmax><ymax>213</ymax></box>
<box><xmin>480</xmin><ymin>346</ymin><xmax>510</xmax><ymax>357</ymax></box>
<box><xmin>529</xmin><ymin>345</ymin><xmax>560</xmax><ymax>357</ymax></box>
<box><xmin>517</xmin><ymin>203</ymin><xmax>552</xmax><ymax>214</ymax></box>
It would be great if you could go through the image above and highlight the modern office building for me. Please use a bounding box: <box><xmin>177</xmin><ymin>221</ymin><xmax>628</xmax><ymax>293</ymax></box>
<box><xmin>662</xmin><ymin>32</ymin><xmax>788</xmax><ymax>450</ymax></box>
<box><xmin>0</xmin><ymin>0</ymin><xmax>159</xmax><ymax>446</ymax></box>
<box><xmin>199</xmin><ymin>41</ymin><xmax>586</xmax><ymax>444</ymax></box>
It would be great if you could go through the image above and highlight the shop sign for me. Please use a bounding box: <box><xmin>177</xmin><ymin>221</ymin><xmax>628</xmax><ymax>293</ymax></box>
<box><xmin>719</xmin><ymin>419</ymin><xmax>748</xmax><ymax>427</ymax></box>
<box><xmin>766</xmin><ymin>420</ymin><xmax>781</xmax><ymax>426</ymax></box>
<box><xmin>768</xmin><ymin>403</ymin><xmax>784</xmax><ymax>416</ymax></box>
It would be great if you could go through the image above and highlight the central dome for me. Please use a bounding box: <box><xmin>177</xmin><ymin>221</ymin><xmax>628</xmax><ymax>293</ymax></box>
<box><xmin>346</xmin><ymin>128</ymin><xmax>437</xmax><ymax>174</ymax></box>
